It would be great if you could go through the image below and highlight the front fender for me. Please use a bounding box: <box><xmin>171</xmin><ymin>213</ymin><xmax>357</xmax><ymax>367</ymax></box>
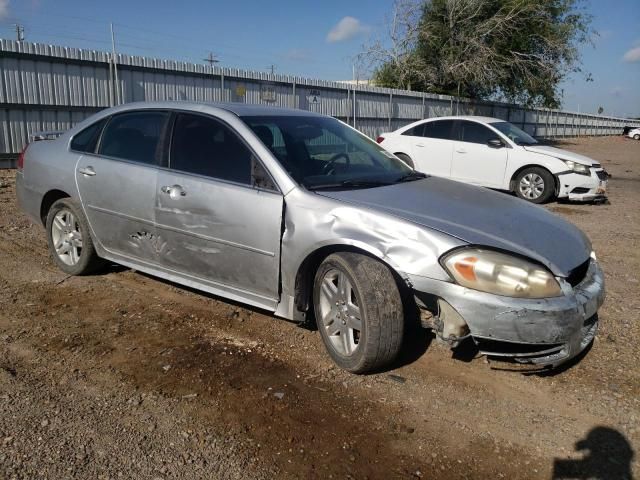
<box><xmin>505</xmin><ymin>151</ymin><xmax>569</xmax><ymax>188</ymax></box>
<box><xmin>279</xmin><ymin>188</ymin><xmax>465</xmax><ymax>301</ymax></box>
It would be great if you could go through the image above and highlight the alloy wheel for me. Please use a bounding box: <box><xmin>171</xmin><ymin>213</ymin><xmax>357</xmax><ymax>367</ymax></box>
<box><xmin>51</xmin><ymin>209</ymin><xmax>83</xmax><ymax>266</ymax></box>
<box><xmin>519</xmin><ymin>173</ymin><xmax>545</xmax><ymax>200</ymax></box>
<box><xmin>317</xmin><ymin>268</ymin><xmax>362</xmax><ymax>356</ymax></box>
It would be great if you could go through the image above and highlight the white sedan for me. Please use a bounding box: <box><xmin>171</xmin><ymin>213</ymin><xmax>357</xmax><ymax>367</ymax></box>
<box><xmin>377</xmin><ymin>116</ymin><xmax>608</xmax><ymax>203</ymax></box>
<box><xmin>628</xmin><ymin>128</ymin><xmax>640</xmax><ymax>140</ymax></box>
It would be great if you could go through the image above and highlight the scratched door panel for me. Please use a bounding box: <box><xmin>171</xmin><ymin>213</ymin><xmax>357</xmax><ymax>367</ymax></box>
<box><xmin>154</xmin><ymin>170</ymin><xmax>283</xmax><ymax>305</ymax></box>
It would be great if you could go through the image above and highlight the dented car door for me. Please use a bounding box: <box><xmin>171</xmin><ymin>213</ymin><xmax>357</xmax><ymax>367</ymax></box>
<box><xmin>76</xmin><ymin>110</ymin><xmax>169</xmax><ymax>265</ymax></box>
<box><xmin>154</xmin><ymin>112</ymin><xmax>283</xmax><ymax>310</ymax></box>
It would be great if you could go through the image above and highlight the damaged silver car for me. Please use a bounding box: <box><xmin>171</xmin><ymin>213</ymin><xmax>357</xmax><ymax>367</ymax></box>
<box><xmin>16</xmin><ymin>102</ymin><xmax>605</xmax><ymax>373</ymax></box>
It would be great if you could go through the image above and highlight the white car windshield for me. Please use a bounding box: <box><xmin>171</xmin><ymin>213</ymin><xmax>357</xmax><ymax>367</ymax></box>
<box><xmin>242</xmin><ymin>115</ymin><xmax>419</xmax><ymax>190</ymax></box>
<box><xmin>491</xmin><ymin>121</ymin><xmax>538</xmax><ymax>146</ymax></box>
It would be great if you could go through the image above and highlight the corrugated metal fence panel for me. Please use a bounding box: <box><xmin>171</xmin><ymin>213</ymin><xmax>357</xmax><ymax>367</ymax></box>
<box><xmin>1</xmin><ymin>39</ymin><xmax>639</xmax><ymax>155</ymax></box>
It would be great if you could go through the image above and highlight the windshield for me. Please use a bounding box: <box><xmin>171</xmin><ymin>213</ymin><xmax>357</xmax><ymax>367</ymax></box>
<box><xmin>490</xmin><ymin>121</ymin><xmax>538</xmax><ymax>146</ymax></box>
<box><xmin>241</xmin><ymin>115</ymin><xmax>416</xmax><ymax>190</ymax></box>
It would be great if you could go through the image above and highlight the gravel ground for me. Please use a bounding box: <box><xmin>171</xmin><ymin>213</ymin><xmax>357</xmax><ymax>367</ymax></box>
<box><xmin>0</xmin><ymin>135</ymin><xmax>638</xmax><ymax>479</ymax></box>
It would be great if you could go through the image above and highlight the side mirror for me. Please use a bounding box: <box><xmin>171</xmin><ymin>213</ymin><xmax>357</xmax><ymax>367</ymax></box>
<box><xmin>487</xmin><ymin>138</ymin><xmax>504</xmax><ymax>149</ymax></box>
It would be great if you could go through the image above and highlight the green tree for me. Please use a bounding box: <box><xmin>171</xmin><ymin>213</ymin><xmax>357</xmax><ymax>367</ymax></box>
<box><xmin>365</xmin><ymin>0</ymin><xmax>594</xmax><ymax>108</ymax></box>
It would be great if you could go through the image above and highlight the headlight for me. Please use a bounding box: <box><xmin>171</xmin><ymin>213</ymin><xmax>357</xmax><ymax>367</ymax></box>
<box><xmin>562</xmin><ymin>159</ymin><xmax>590</xmax><ymax>176</ymax></box>
<box><xmin>442</xmin><ymin>248</ymin><xmax>562</xmax><ymax>298</ymax></box>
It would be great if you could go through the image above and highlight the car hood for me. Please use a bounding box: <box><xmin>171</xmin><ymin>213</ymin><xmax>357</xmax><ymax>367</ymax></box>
<box><xmin>317</xmin><ymin>177</ymin><xmax>591</xmax><ymax>277</ymax></box>
<box><xmin>523</xmin><ymin>145</ymin><xmax>599</xmax><ymax>166</ymax></box>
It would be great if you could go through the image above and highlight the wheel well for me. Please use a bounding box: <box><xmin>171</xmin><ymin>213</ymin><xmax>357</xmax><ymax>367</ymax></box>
<box><xmin>509</xmin><ymin>165</ymin><xmax>556</xmax><ymax>192</ymax></box>
<box><xmin>393</xmin><ymin>152</ymin><xmax>414</xmax><ymax>168</ymax></box>
<box><xmin>40</xmin><ymin>190</ymin><xmax>70</xmax><ymax>225</ymax></box>
<box><xmin>293</xmin><ymin>245</ymin><xmax>409</xmax><ymax>315</ymax></box>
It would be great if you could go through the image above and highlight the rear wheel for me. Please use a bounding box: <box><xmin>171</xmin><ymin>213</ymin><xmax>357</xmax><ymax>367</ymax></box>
<box><xmin>313</xmin><ymin>252</ymin><xmax>404</xmax><ymax>373</ymax></box>
<box><xmin>46</xmin><ymin>198</ymin><xmax>105</xmax><ymax>275</ymax></box>
<box><xmin>395</xmin><ymin>153</ymin><xmax>414</xmax><ymax>168</ymax></box>
<box><xmin>514</xmin><ymin>167</ymin><xmax>555</xmax><ymax>204</ymax></box>
<box><xmin>634</xmin><ymin>134</ymin><xmax>640</xmax><ymax>140</ymax></box>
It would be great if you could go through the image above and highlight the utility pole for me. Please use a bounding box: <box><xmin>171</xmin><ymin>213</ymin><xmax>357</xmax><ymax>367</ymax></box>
<box><xmin>14</xmin><ymin>24</ymin><xmax>25</xmax><ymax>41</ymax></box>
<box><xmin>267</xmin><ymin>64</ymin><xmax>276</xmax><ymax>75</ymax></box>
<box><xmin>110</xmin><ymin>23</ymin><xmax>121</xmax><ymax>106</ymax></box>
<box><xmin>203</xmin><ymin>52</ymin><xmax>220</xmax><ymax>66</ymax></box>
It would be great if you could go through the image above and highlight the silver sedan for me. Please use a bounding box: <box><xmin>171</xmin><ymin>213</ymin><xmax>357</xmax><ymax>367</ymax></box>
<box><xmin>16</xmin><ymin>102</ymin><xmax>604</xmax><ymax>373</ymax></box>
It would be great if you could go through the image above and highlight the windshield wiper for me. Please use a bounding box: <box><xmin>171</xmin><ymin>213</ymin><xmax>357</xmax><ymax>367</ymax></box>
<box><xmin>395</xmin><ymin>171</ymin><xmax>427</xmax><ymax>183</ymax></box>
<box><xmin>306</xmin><ymin>179</ymin><xmax>394</xmax><ymax>191</ymax></box>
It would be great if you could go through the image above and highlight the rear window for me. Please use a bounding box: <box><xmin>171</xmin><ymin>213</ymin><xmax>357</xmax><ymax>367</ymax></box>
<box><xmin>99</xmin><ymin>111</ymin><xmax>169</xmax><ymax>165</ymax></box>
<box><xmin>70</xmin><ymin>118</ymin><xmax>108</xmax><ymax>153</ymax></box>
<box><xmin>402</xmin><ymin>124</ymin><xmax>424</xmax><ymax>136</ymax></box>
<box><xmin>422</xmin><ymin>120</ymin><xmax>455</xmax><ymax>140</ymax></box>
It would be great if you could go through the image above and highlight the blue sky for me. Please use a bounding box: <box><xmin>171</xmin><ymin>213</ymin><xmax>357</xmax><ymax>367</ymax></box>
<box><xmin>1</xmin><ymin>0</ymin><xmax>638</xmax><ymax>117</ymax></box>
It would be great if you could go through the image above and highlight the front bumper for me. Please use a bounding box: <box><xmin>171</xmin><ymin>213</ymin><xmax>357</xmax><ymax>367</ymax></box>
<box><xmin>557</xmin><ymin>169</ymin><xmax>608</xmax><ymax>201</ymax></box>
<box><xmin>410</xmin><ymin>259</ymin><xmax>605</xmax><ymax>367</ymax></box>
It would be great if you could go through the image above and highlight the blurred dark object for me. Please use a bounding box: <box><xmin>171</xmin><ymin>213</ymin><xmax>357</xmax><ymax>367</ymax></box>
<box><xmin>553</xmin><ymin>427</ymin><xmax>634</xmax><ymax>479</ymax></box>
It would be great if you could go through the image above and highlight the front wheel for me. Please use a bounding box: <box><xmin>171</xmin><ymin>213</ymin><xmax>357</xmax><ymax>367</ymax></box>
<box><xmin>514</xmin><ymin>167</ymin><xmax>555</xmax><ymax>204</ymax></box>
<box><xmin>634</xmin><ymin>134</ymin><xmax>640</xmax><ymax>140</ymax></box>
<box><xmin>313</xmin><ymin>252</ymin><xmax>404</xmax><ymax>373</ymax></box>
<box><xmin>46</xmin><ymin>198</ymin><xmax>105</xmax><ymax>275</ymax></box>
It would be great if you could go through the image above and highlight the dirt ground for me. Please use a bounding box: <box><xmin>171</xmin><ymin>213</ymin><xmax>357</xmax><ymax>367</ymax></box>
<box><xmin>0</xmin><ymin>136</ymin><xmax>638</xmax><ymax>479</ymax></box>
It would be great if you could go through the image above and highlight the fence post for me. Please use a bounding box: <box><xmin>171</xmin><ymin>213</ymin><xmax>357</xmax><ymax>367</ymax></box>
<box><xmin>422</xmin><ymin>95</ymin><xmax>426</xmax><ymax>119</ymax></box>
<box><xmin>220</xmin><ymin>71</ymin><xmax>225</xmax><ymax>102</ymax></box>
<box><xmin>291</xmin><ymin>80</ymin><xmax>296</xmax><ymax>109</ymax></box>
<box><xmin>346</xmin><ymin>87</ymin><xmax>350</xmax><ymax>125</ymax></box>
<box><xmin>388</xmin><ymin>92</ymin><xmax>393</xmax><ymax>130</ymax></box>
<box><xmin>352</xmin><ymin>86</ymin><xmax>356</xmax><ymax>128</ymax></box>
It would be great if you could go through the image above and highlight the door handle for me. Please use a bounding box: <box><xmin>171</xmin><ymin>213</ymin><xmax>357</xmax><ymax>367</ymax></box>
<box><xmin>160</xmin><ymin>184</ymin><xmax>187</xmax><ymax>198</ymax></box>
<box><xmin>416</xmin><ymin>143</ymin><xmax>425</xmax><ymax>147</ymax></box>
<box><xmin>455</xmin><ymin>148</ymin><xmax>467</xmax><ymax>154</ymax></box>
<box><xmin>77</xmin><ymin>166</ymin><xmax>96</xmax><ymax>176</ymax></box>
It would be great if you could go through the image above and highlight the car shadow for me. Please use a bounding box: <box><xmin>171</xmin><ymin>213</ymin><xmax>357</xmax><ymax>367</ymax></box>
<box><xmin>552</xmin><ymin>426</ymin><xmax>635</xmax><ymax>479</ymax></box>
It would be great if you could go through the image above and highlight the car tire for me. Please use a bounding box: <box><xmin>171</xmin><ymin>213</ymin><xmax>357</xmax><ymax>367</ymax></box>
<box><xmin>313</xmin><ymin>252</ymin><xmax>404</xmax><ymax>373</ymax></box>
<box><xmin>395</xmin><ymin>153</ymin><xmax>414</xmax><ymax>168</ymax></box>
<box><xmin>634</xmin><ymin>134</ymin><xmax>640</xmax><ymax>140</ymax></box>
<box><xmin>46</xmin><ymin>198</ymin><xmax>105</xmax><ymax>275</ymax></box>
<box><xmin>514</xmin><ymin>167</ymin><xmax>555</xmax><ymax>204</ymax></box>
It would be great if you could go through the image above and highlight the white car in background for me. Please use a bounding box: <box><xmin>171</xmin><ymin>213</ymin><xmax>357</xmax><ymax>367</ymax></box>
<box><xmin>628</xmin><ymin>128</ymin><xmax>640</xmax><ymax>140</ymax></box>
<box><xmin>377</xmin><ymin>116</ymin><xmax>608</xmax><ymax>203</ymax></box>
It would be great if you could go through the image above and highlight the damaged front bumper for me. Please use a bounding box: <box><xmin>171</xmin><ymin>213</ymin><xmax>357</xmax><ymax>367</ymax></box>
<box><xmin>410</xmin><ymin>259</ymin><xmax>605</xmax><ymax>368</ymax></box>
<box><xmin>557</xmin><ymin>169</ymin><xmax>609</xmax><ymax>202</ymax></box>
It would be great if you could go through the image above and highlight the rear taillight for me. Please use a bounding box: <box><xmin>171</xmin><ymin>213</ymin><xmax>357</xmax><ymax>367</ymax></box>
<box><xmin>17</xmin><ymin>144</ymin><xmax>28</xmax><ymax>171</ymax></box>
<box><xmin>376</xmin><ymin>136</ymin><xmax>385</xmax><ymax>144</ymax></box>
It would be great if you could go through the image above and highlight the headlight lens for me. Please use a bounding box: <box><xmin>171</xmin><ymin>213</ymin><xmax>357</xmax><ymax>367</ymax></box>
<box><xmin>442</xmin><ymin>248</ymin><xmax>562</xmax><ymax>298</ymax></box>
<box><xmin>562</xmin><ymin>159</ymin><xmax>591</xmax><ymax>176</ymax></box>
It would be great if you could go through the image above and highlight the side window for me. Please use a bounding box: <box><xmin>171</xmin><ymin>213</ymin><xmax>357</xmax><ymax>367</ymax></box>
<box><xmin>422</xmin><ymin>120</ymin><xmax>455</xmax><ymax>140</ymax></box>
<box><xmin>70</xmin><ymin>118</ymin><xmax>108</xmax><ymax>153</ymax></box>
<box><xmin>402</xmin><ymin>124</ymin><xmax>424</xmax><ymax>136</ymax></box>
<box><xmin>170</xmin><ymin>113</ymin><xmax>253</xmax><ymax>185</ymax></box>
<box><xmin>99</xmin><ymin>111</ymin><xmax>168</xmax><ymax>165</ymax></box>
<box><xmin>459</xmin><ymin>121</ymin><xmax>496</xmax><ymax>145</ymax></box>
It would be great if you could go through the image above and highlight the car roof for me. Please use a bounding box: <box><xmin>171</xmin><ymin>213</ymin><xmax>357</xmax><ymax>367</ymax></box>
<box><xmin>100</xmin><ymin>101</ymin><xmax>324</xmax><ymax>118</ymax></box>
<box><xmin>420</xmin><ymin>115</ymin><xmax>504</xmax><ymax>124</ymax></box>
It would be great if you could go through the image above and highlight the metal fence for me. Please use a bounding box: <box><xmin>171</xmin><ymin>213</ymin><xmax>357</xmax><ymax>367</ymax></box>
<box><xmin>1</xmin><ymin>38</ymin><xmax>638</xmax><ymax>165</ymax></box>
